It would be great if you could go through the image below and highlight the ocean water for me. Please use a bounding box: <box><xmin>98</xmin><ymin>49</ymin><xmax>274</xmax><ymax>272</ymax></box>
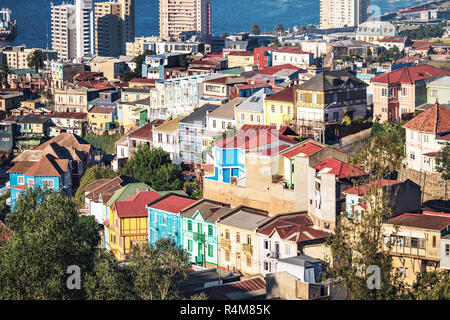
<box><xmin>1</xmin><ymin>0</ymin><xmax>427</xmax><ymax>49</ymax></box>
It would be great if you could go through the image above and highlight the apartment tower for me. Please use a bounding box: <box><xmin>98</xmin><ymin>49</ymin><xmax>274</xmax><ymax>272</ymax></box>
<box><xmin>159</xmin><ymin>0</ymin><xmax>211</xmax><ymax>40</ymax></box>
<box><xmin>320</xmin><ymin>0</ymin><xmax>369</xmax><ymax>29</ymax></box>
<box><xmin>76</xmin><ymin>0</ymin><xmax>95</xmax><ymax>59</ymax></box>
<box><xmin>95</xmin><ymin>0</ymin><xmax>135</xmax><ymax>57</ymax></box>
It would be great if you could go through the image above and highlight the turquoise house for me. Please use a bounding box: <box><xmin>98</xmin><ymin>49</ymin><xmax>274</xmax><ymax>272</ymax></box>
<box><xmin>8</xmin><ymin>154</ymin><xmax>72</xmax><ymax>210</ymax></box>
<box><xmin>147</xmin><ymin>193</ymin><xmax>197</xmax><ymax>248</ymax></box>
<box><xmin>180</xmin><ymin>200</ymin><xmax>232</xmax><ymax>267</ymax></box>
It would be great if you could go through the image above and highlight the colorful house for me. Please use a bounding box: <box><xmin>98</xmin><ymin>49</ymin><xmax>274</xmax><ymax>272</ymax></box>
<box><xmin>217</xmin><ymin>206</ymin><xmax>269</xmax><ymax>275</ymax></box>
<box><xmin>109</xmin><ymin>191</ymin><xmax>162</xmax><ymax>261</ymax></box>
<box><xmin>87</xmin><ymin>106</ymin><xmax>118</xmax><ymax>131</ymax></box>
<box><xmin>147</xmin><ymin>193</ymin><xmax>197</xmax><ymax>248</ymax></box>
<box><xmin>264</xmin><ymin>86</ymin><xmax>295</xmax><ymax>127</ymax></box>
<box><xmin>8</xmin><ymin>154</ymin><xmax>71</xmax><ymax>210</ymax></box>
<box><xmin>235</xmin><ymin>88</ymin><xmax>274</xmax><ymax>129</ymax></box>
<box><xmin>180</xmin><ymin>199</ymin><xmax>232</xmax><ymax>267</ymax></box>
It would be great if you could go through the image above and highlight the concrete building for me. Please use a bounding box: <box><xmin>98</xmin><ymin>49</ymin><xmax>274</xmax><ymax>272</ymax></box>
<box><xmin>126</xmin><ymin>36</ymin><xmax>160</xmax><ymax>57</ymax></box>
<box><xmin>51</xmin><ymin>2</ymin><xmax>77</xmax><ymax>60</ymax></box>
<box><xmin>95</xmin><ymin>0</ymin><xmax>135</xmax><ymax>57</ymax></box>
<box><xmin>75</xmin><ymin>0</ymin><xmax>95</xmax><ymax>59</ymax></box>
<box><xmin>320</xmin><ymin>0</ymin><xmax>369</xmax><ymax>29</ymax></box>
<box><xmin>0</xmin><ymin>46</ymin><xmax>58</xmax><ymax>70</ymax></box>
<box><xmin>159</xmin><ymin>0</ymin><xmax>211</xmax><ymax>40</ymax></box>
<box><xmin>426</xmin><ymin>75</ymin><xmax>450</xmax><ymax>105</ymax></box>
<box><xmin>356</xmin><ymin>21</ymin><xmax>396</xmax><ymax>43</ymax></box>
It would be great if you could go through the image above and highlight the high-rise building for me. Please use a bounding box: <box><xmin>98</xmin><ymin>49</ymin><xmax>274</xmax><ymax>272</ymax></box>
<box><xmin>320</xmin><ymin>0</ymin><xmax>369</xmax><ymax>29</ymax></box>
<box><xmin>159</xmin><ymin>0</ymin><xmax>211</xmax><ymax>40</ymax></box>
<box><xmin>95</xmin><ymin>0</ymin><xmax>135</xmax><ymax>57</ymax></box>
<box><xmin>75</xmin><ymin>0</ymin><xmax>95</xmax><ymax>59</ymax></box>
<box><xmin>51</xmin><ymin>2</ymin><xmax>76</xmax><ymax>60</ymax></box>
<box><xmin>51</xmin><ymin>1</ymin><xmax>95</xmax><ymax>60</ymax></box>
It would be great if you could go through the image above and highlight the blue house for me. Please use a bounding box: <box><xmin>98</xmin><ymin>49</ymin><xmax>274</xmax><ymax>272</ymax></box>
<box><xmin>147</xmin><ymin>193</ymin><xmax>197</xmax><ymax>247</ymax></box>
<box><xmin>8</xmin><ymin>154</ymin><xmax>72</xmax><ymax>210</ymax></box>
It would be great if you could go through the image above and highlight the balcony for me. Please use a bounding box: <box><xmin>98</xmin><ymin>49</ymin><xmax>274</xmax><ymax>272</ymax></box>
<box><xmin>242</xmin><ymin>243</ymin><xmax>253</xmax><ymax>256</ymax></box>
<box><xmin>270</xmin><ymin>251</ymin><xmax>280</xmax><ymax>259</ymax></box>
<box><xmin>193</xmin><ymin>232</ymin><xmax>204</xmax><ymax>241</ymax></box>
<box><xmin>220</xmin><ymin>238</ymin><xmax>231</xmax><ymax>249</ymax></box>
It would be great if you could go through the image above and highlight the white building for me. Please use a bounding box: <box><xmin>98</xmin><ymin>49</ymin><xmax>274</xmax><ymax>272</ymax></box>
<box><xmin>152</xmin><ymin>116</ymin><xmax>185</xmax><ymax>165</ymax></box>
<box><xmin>403</xmin><ymin>102</ymin><xmax>450</xmax><ymax>174</ymax></box>
<box><xmin>205</xmin><ymin>97</ymin><xmax>244</xmax><ymax>134</ymax></box>
<box><xmin>272</xmin><ymin>47</ymin><xmax>314</xmax><ymax>69</ymax></box>
<box><xmin>320</xmin><ymin>0</ymin><xmax>369</xmax><ymax>29</ymax></box>
<box><xmin>75</xmin><ymin>0</ymin><xmax>95</xmax><ymax>59</ymax></box>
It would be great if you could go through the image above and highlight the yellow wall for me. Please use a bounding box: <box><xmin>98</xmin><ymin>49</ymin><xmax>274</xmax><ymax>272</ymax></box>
<box><xmin>88</xmin><ymin>112</ymin><xmax>113</xmax><ymax>130</ymax></box>
<box><xmin>217</xmin><ymin>224</ymin><xmax>259</xmax><ymax>275</ymax></box>
<box><xmin>265</xmin><ymin>99</ymin><xmax>295</xmax><ymax>126</ymax></box>
<box><xmin>235</xmin><ymin>109</ymin><xmax>264</xmax><ymax>129</ymax></box>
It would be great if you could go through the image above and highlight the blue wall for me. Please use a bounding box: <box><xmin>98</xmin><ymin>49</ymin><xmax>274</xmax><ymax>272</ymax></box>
<box><xmin>148</xmin><ymin>207</ymin><xmax>183</xmax><ymax>247</ymax></box>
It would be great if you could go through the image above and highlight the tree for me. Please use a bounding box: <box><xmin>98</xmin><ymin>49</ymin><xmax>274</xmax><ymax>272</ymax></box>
<box><xmin>436</xmin><ymin>143</ymin><xmax>450</xmax><ymax>181</ymax></box>
<box><xmin>120</xmin><ymin>49</ymin><xmax>155</xmax><ymax>81</ymax></box>
<box><xmin>27</xmin><ymin>50</ymin><xmax>45</xmax><ymax>73</ymax></box>
<box><xmin>0</xmin><ymin>190</ymin><xmax>10</xmax><ymax>223</ymax></box>
<box><xmin>325</xmin><ymin>123</ymin><xmax>407</xmax><ymax>300</ymax></box>
<box><xmin>342</xmin><ymin>114</ymin><xmax>352</xmax><ymax>126</ymax></box>
<box><xmin>251</xmin><ymin>24</ymin><xmax>261</xmax><ymax>35</ymax></box>
<box><xmin>0</xmin><ymin>188</ymin><xmax>101</xmax><ymax>299</ymax></box>
<box><xmin>150</xmin><ymin>163</ymin><xmax>184</xmax><ymax>191</ymax></box>
<box><xmin>190</xmin><ymin>292</ymin><xmax>208</xmax><ymax>300</ymax></box>
<box><xmin>270</xmin><ymin>38</ymin><xmax>281</xmax><ymax>47</ymax></box>
<box><xmin>0</xmin><ymin>64</ymin><xmax>11</xmax><ymax>89</ymax></box>
<box><xmin>178</xmin><ymin>54</ymin><xmax>188</xmax><ymax>69</ymax></box>
<box><xmin>121</xmin><ymin>145</ymin><xmax>182</xmax><ymax>189</ymax></box>
<box><xmin>73</xmin><ymin>165</ymin><xmax>118</xmax><ymax>208</ymax></box>
<box><xmin>274</xmin><ymin>24</ymin><xmax>284</xmax><ymax>35</ymax></box>
<box><xmin>220</xmin><ymin>32</ymin><xmax>229</xmax><ymax>39</ymax></box>
<box><xmin>407</xmin><ymin>270</ymin><xmax>450</xmax><ymax>300</ymax></box>
<box><xmin>128</xmin><ymin>238</ymin><xmax>190</xmax><ymax>300</ymax></box>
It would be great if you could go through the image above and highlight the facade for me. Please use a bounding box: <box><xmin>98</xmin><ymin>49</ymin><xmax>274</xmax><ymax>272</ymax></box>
<box><xmin>226</xmin><ymin>51</ymin><xmax>255</xmax><ymax>69</ymax></box>
<box><xmin>403</xmin><ymin>102</ymin><xmax>450</xmax><ymax>174</ymax></box>
<box><xmin>294</xmin><ymin>70</ymin><xmax>368</xmax><ymax>126</ymax></box>
<box><xmin>265</xmin><ymin>86</ymin><xmax>295</xmax><ymax>127</ymax></box>
<box><xmin>256</xmin><ymin>213</ymin><xmax>330</xmax><ymax>276</ymax></box>
<box><xmin>109</xmin><ymin>191</ymin><xmax>161</xmax><ymax>261</ymax></box>
<box><xmin>8</xmin><ymin>154</ymin><xmax>72</xmax><ymax>210</ymax></box>
<box><xmin>152</xmin><ymin>116</ymin><xmax>185</xmax><ymax>165</ymax></box>
<box><xmin>49</xmin><ymin>62</ymin><xmax>85</xmax><ymax>90</ymax></box>
<box><xmin>356</xmin><ymin>21</ymin><xmax>397</xmax><ymax>42</ymax></box>
<box><xmin>87</xmin><ymin>106</ymin><xmax>117</xmax><ymax>131</ymax></box>
<box><xmin>0</xmin><ymin>46</ymin><xmax>58</xmax><ymax>70</ymax></box>
<box><xmin>371</xmin><ymin>65</ymin><xmax>450</xmax><ymax>122</ymax></box>
<box><xmin>206</xmin><ymin>97</ymin><xmax>244</xmax><ymax>134</ymax></box>
<box><xmin>54</xmin><ymin>87</ymin><xmax>103</xmax><ymax>113</ymax></box>
<box><xmin>126</xmin><ymin>36</ymin><xmax>160</xmax><ymax>57</ymax></box>
<box><xmin>383</xmin><ymin>212</ymin><xmax>450</xmax><ymax>285</ymax></box>
<box><xmin>179</xmin><ymin>103</ymin><xmax>219</xmax><ymax>164</ymax></box>
<box><xmin>147</xmin><ymin>193</ymin><xmax>197</xmax><ymax>248</ymax></box>
<box><xmin>271</xmin><ymin>47</ymin><xmax>314</xmax><ymax>69</ymax></box>
<box><xmin>51</xmin><ymin>2</ymin><xmax>76</xmax><ymax>60</ymax></box>
<box><xmin>50</xmin><ymin>112</ymin><xmax>87</xmax><ymax>136</ymax></box>
<box><xmin>217</xmin><ymin>206</ymin><xmax>269</xmax><ymax>275</ymax></box>
<box><xmin>75</xmin><ymin>0</ymin><xmax>95</xmax><ymax>59</ymax></box>
<box><xmin>180</xmin><ymin>199</ymin><xmax>232</xmax><ymax>267</ymax></box>
<box><xmin>159</xmin><ymin>0</ymin><xmax>211</xmax><ymax>40</ymax></box>
<box><xmin>426</xmin><ymin>76</ymin><xmax>450</xmax><ymax>105</ymax></box>
<box><xmin>235</xmin><ymin>87</ymin><xmax>275</xmax><ymax>129</ymax></box>
<box><xmin>320</xmin><ymin>0</ymin><xmax>369</xmax><ymax>29</ymax></box>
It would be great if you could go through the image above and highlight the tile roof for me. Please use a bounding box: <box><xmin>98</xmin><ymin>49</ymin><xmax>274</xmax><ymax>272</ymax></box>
<box><xmin>88</xmin><ymin>106</ymin><xmax>115</xmax><ymax>114</ymax></box>
<box><xmin>8</xmin><ymin>154</ymin><xmax>69</xmax><ymax>177</ymax></box>
<box><xmin>36</xmin><ymin>133</ymin><xmax>92</xmax><ymax>154</ymax></box>
<box><xmin>129</xmin><ymin>78</ymin><xmax>157</xmax><ymax>84</ymax></box>
<box><xmin>106</xmin><ymin>182</ymin><xmax>153</xmax><ymax>206</ymax></box>
<box><xmin>84</xmin><ymin>175</ymin><xmax>139</xmax><ymax>204</ymax></box>
<box><xmin>282</xmin><ymin>142</ymin><xmax>324</xmax><ymax>159</ymax></box>
<box><xmin>314</xmin><ymin>157</ymin><xmax>366</xmax><ymax>179</ymax></box>
<box><xmin>115</xmin><ymin>191</ymin><xmax>162</xmax><ymax>218</ymax></box>
<box><xmin>258</xmin><ymin>64</ymin><xmax>300</xmax><ymax>76</ymax></box>
<box><xmin>128</xmin><ymin>123</ymin><xmax>154</xmax><ymax>141</ymax></box>
<box><xmin>147</xmin><ymin>193</ymin><xmax>197</xmax><ymax>214</ymax></box>
<box><xmin>153</xmin><ymin>116</ymin><xmax>185</xmax><ymax>133</ymax></box>
<box><xmin>403</xmin><ymin>102</ymin><xmax>450</xmax><ymax>134</ymax></box>
<box><xmin>207</xmin><ymin>97</ymin><xmax>245</xmax><ymax>120</ymax></box>
<box><xmin>385</xmin><ymin>212</ymin><xmax>450</xmax><ymax>231</ymax></box>
<box><xmin>180</xmin><ymin>199</ymin><xmax>232</xmax><ymax>222</ymax></box>
<box><xmin>264</xmin><ymin>86</ymin><xmax>294</xmax><ymax>103</ymax></box>
<box><xmin>50</xmin><ymin>112</ymin><xmax>87</xmax><ymax>120</ymax></box>
<box><xmin>343</xmin><ymin>179</ymin><xmax>402</xmax><ymax>196</ymax></box>
<box><xmin>371</xmin><ymin>65</ymin><xmax>450</xmax><ymax>85</ymax></box>
<box><xmin>297</xmin><ymin>70</ymin><xmax>367</xmax><ymax>91</ymax></box>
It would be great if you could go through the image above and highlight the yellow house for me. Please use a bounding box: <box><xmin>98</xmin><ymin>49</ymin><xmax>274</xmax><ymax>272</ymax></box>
<box><xmin>109</xmin><ymin>191</ymin><xmax>161</xmax><ymax>261</ymax></box>
<box><xmin>88</xmin><ymin>106</ymin><xmax>116</xmax><ymax>131</ymax></box>
<box><xmin>235</xmin><ymin>87</ymin><xmax>272</xmax><ymax>129</ymax></box>
<box><xmin>383</xmin><ymin>212</ymin><xmax>450</xmax><ymax>285</ymax></box>
<box><xmin>217</xmin><ymin>206</ymin><xmax>270</xmax><ymax>275</ymax></box>
<box><xmin>265</xmin><ymin>86</ymin><xmax>295</xmax><ymax>127</ymax></box>
<box><xmin>226</xmin><ymin>51</ymin><xmax>255</xmax><ymax>69</ymax></box>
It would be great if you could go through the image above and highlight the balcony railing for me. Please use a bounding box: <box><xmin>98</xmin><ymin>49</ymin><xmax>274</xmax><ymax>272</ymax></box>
<box><xmin>220</xmin><ymin>238</ymin><xmax>231</xmax><ymax>249</ymax></box>
<box><xmin>270</xmin><ymin>251</ymin><xmax>280</xmax><ymax>259</ymax></box>
<box><xmin>242</xmin><ymin>243</ymin><xmax>253</xmax><ymax>256</ymax></box>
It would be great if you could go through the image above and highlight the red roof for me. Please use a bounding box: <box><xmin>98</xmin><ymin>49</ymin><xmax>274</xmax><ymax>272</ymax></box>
<box><xmin>403</xmin><ymin>102</ymin><xmax>450</xmax><ymax>134</ymax></box>
<box><xmin>314</xmin><ymin>158</ymin><xmax>366</xmax><ymax>179</ymax></box>
<box><xmin>258</xmin><ymin>64</ymin><xmax>301</xmax><ymax>75</ymax></box>
<box><xmin>204</xmin><ymin>77</ymin><xmax>228</xmax><ymax>84</ymax></box>
<box><xmin>148</xmin><ymin>195</ymin><xmax>197</xmax><ymax>214</ymax></box>
<box><xmin>258</xmin><ymin>214</ymin><xmax>329</xmax><ymax>242</ymax></box>
<box><xmin>343</xmin><ymin>179</ymin><xmax>402</xmax><ymax>196</ymax></box>
<box><xmin>272</xmin><ymin>47</ymin><xmax>312</xmax><ymax>55</ymax></box>
<box><xmin>282</xmin><ymin>142</ymin><xmax>324</xmax><ymax>159</ymax></box>
<box><xmin>235</xmin><ymin>83</ymin><xmax>272</xmax><ymax>90</ymax></box>
<box><xmin>8</xmin><ymin>154</ymin><xmax>69</xmax><ymax>177</ymax></box>
<box><xmin>227</xmin><ymin>51</ymin><xmax>254</xmax><ymax>56</ymax></box>
<box><xmin>265</xmin><ymin>86</ymin><xmax>294</xmax><ymax>103</ymax></box>
<box><xmin>89</xmin><ymin>106</ymin><xmax>115</xmax><ymax>114</ymax></box>
<box><xmin>115</xmin><ymin>191</ymin><xmax>161</xmax><ymax>218</ymax></box>
<box><xmin>385</xmin><ymin>212</ymin><xmax>450</xmax><ymax>230</ymax></box>
<box><xmin>129</xmin><ymin>78</ymin><xmax>157</xmax><ymax>85</ymax></box>
<box><xmin>409</xmin><ymin>41</ymin><xmax>432</xmax><ymax>51</ymax></box>
<box><xmin>371</xmin><ymin>65</ymin><xmax>450</xmax><ymax>85</ymax></box>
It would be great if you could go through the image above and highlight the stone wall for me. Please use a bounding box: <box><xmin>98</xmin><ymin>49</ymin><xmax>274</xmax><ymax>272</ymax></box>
<box><xmin>400</xmin><ymin>167</ymin><xmax>448</xmax><ymax>202</ymax></box>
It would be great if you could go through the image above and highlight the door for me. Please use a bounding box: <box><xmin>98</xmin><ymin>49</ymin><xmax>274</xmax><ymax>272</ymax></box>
<box><xmin>197</xmin><ymin>242</ymin><xmax>203</xmax><ymax>265</ymax></box>
<box><xmin>236</xmin><ymin>253</ymin><xmax>241</xmax><ymax>271</ymax></box>
<box><xmin>223</xmin><ymin>168</ymin><xmax>231</xmax><ymax>183</ymax></box>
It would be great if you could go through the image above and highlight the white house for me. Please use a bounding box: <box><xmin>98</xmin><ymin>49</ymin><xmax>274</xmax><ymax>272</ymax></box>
<box><xmin>152</xmin><ymin>116</ymin><xmax>185</xmax><ymax>165</ymax></box>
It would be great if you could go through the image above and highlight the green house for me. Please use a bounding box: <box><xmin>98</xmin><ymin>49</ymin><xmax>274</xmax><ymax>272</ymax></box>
<box><xmin>180</xmin><ymin>200</ymin><xmax>232</xmax><ymax>267</ymax></box>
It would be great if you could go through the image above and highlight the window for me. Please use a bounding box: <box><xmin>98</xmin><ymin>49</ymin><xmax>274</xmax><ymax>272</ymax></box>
<box><xmin>212</xmin><ymin>120</ymin><xmax>216</xmax><ymax>128</ymax></box>
<box><xmin>264</xmin><ymin>261</ymin><xmax>269</xmax><ymax>271</ymax></box>
<box><xmin>280</xmin><ymin>105</ymin><xmax>283</xmax><ymax>113</ymax></box>
<box><xmin>208</xmin><ymin>225</ymin><xmax>213</xmax><ymax>237</ymax></box>
<box><xmin>27</xmin><ymin>179</ymin><xmax>34</xmax><ymax>187</ymax></box>
<box><xmin>312</xmin><ymin>93</ymin><xmax>317</xmax><ymax>104</ymax></box>
<box><xmin>271</xmin><ymin>105</ymin><xmax>275</xmax><ymax>113</ymax></box>
<box><xmin>298</xmin><ymin>92</ymin><xmax>303</xmax><ymax>102</ymax></box>
<box><xmin>246</xmin><ymin>256</ymin><xmax>252</xmax><ymax>267</ymax></box>
<box><xmin>285</xmin><ymin>244</ymin><xmax>290</xmax><ymax>255</ymax></box>
<box><xmin>389</xmin><ymin>88</ymin><xmax>394</xmax><ymax>97</ymax></box>
<box><xmin>264</xmin><ymin>240</ymin><xmax>269</xmax><ymax>250</ymax></box>
<box><xmin>17</xmin><ymin>176</ymin><xmax>24</xmax><ymax>185</ymax></box>
<box><xmin>162</xmin><ymin>215</ymin><xmax>166</xmax><ymax>225</ymax></box>
<box><xmin>411</xmin><ymin>237</ymin><xmax>418</xmax><ymax>248</ymax></box>
<box><xmin>246</xmin><ymin>235</ymin><xmax>252</xmax><ymax>245</ymax></box>
<box><xmin>42</xmin><ymin>180</ymin><xmax>54</xmax><ymax>189</ymax></box>
<box><xmin>401</xmin><ymin>87</ymin><xmax>407</xmax><ymax>96</ymax></box>
<box><xmin>208</xmin><ymin>244</ymin><xmax>213</xmax><ymax>257</ymax></box>
<box><xmin>241</xmin><ymin>113</ymin><xmax>245</xmax><ymax>121</ymax></box>
<box><xmin>225</xmin><ymin>229</ymin><xmax>230</xmax><ymax>240</ymax></box>
<box><xmin>430</xmin><ymin>89</ymin><xmax>438</xmax><ymax>97</ymax></box>
<box><xmin>287</xmin><ymin>106</ymin><xmax>291</xmax><ymax>114</ymax></box>
<box><xmin>173</xmin><ymin>218</ymin><xmax>176</xmax><ymax>228</ymax></box>
<box><xmin>410</xmin><ymin>152</ymin><xmax>415</xmax><ymax>160</ymax></box>
<box><xmin>382</xmin><ymin>108</ymin><xmax>387</xmax><ymax>113</ymax></box>
<box><xmin>221</xmin><ymin>121</ymin><xmax>225</xmax><ymax>129</ymax></box>
<box><xmin>236</xmin><ymin>232</ymin><xmax>240</xmax><ymax>243</ymax></box>
<box><xmin>381</xmin><ymin>88</ymin><xmax>388</xmax><ymax>97</ymax></box>
<box><xmin>432</xmin><ymin>236</ymin><xmax>436</xmax><ymax>248</ymax></box>
<box><xmin>424</xmin><ymin>135</ymin><xmax>429</xmax><ymax>143</ymax></box>
<box><xmin>250</xmin><ymin>114</ymin><xmax>254</xmax><ymax>122</ymax></box>
<box><xmin>188</xmin><ymin>239</ymin><xmax>193</xmax><ymax>252</ymax></box>
<box><xmin>225</xmin><ymin>250</ymin><xmax>230</xmax><ymax>261</ymax></box>
<box><xmin>446</xmin><ymin>244</ymin><xmax>449</xmax><ymax>256</ymax></box>
<box><xmin>188</xmin><ymin>221</ymin><xmax>192</xmax><ymax>231</ymax></box>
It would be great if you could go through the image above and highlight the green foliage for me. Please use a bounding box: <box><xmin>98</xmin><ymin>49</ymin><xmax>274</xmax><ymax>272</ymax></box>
<box><xmin>121</xmin><ymin>145</ymin><xmax>183</xmax><ymax>191</ymax></box>
<box><xmin>120</xmin><ymin>49</ymin><xmax>155</xmax><ymax>81</ymax></box>
<box><xmin>408</xmin><ymin>270</ymin><xmax>450</xmax><ymax>300</ymax></box>
<box><xmin>73</xmin><ymin>165</ymin><xmax>118</xmax><ymax>207</ymax></box>
<box><xmin>377</xmin><ymin>46</ymin><xmax>403</xmax><ymax>63</ymax></box>
<box><xmin>26</xmin><ymin>50</ymin><xmax>45</xmax><ymax>73</ymax></box>
<box><xmin>83</xmin><ymin>131</ymin><xmax>121</xmax><ymax>154</ymax></box>
<box><xmin>401</xmin><ymin>23</ymin><xmax>445</xmax><ymax>40</ymax></box>
<box><xmin>274</xmin><ymin>24</ymin><xmax>284</xmax><ymax>34</ymax></box>
<box><xmin>0</xmin><ymin>188</ymin><xmax>100</xmax><ymax>299</ymax></box>
<box><xmin>342</xmin><ymin>115</ymin><xmax>352</xmax><ymax>127</ymax></box>
<box><xmin>190</xmin><ymin>292</ymin><xmax>208</xmax><ymax>300</ymax></box>
<box><xmin>0</xmin><ymin>190</ymin><xmax>10</xmax><ymax>223</ymax></box>
<box><xmin>184</xmin><ymin>179</ymin><xmax>203</xmax><ymax>199</ymax></box>
<box><xmin>0</xmin><ymin>64</ymin><xmax>11</xmax><ymax>89</ymax></box>
<box><xmin>436</xmin><ymin>143</ymin><xmax>450</xmax><ymax>181</ymax></box>
<box><xmin>128</xmin><ymin>238</ymin><xmax>190</xmax><ymax>300</ymax></box>
<box><xmin>270</xmin><ymin>38</ymin><xmax>281</xmax><ymax>47</ymax></box>
<box><xmin>251</xmin><ymin>24</ymin><xmax>261</xmax><ymax>35</ymax></box>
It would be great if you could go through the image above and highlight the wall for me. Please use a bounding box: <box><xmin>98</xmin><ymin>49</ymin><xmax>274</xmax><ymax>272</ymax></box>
<box><xmin>400</xmin><ymin>167</ymin><xmax>448</xmax><ymax>201</ymax></box>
